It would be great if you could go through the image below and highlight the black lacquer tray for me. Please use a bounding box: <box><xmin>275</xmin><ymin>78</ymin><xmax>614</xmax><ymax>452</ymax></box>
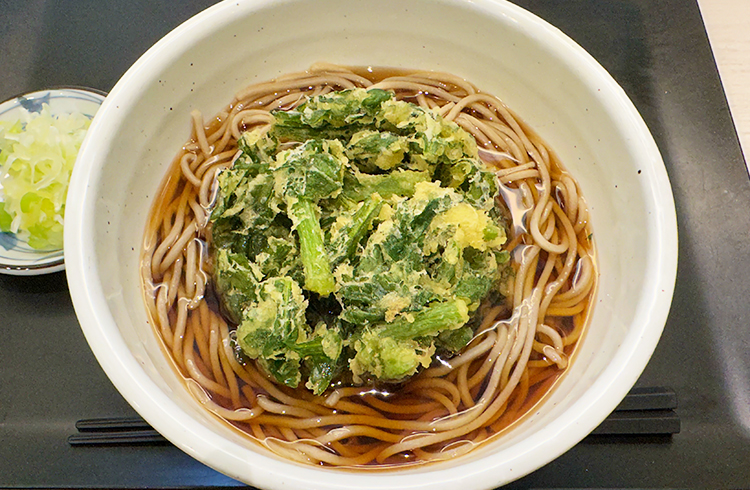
<box><xmin>2</xmin><ymin>0</ymin><xmax>749</xmax><ymax>488</ymax></box>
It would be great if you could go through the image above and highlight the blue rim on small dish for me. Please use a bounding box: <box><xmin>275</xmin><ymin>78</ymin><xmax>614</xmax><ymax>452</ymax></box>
<box><xmin>0</xmin><ymin>87</ymin><xmax>106</xmax><ymax>276</ymax></box>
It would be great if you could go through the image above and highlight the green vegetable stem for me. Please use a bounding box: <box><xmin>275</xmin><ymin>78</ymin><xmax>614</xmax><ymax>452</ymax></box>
<box><xmin>329</xmin><ymin>193</ymin><xmax>383</xmax><ymax>267</ymax></box>
<box><xmin>290</xmin><ymin>198</ymin><xmax>336</xmax><ymax>296</ymax></box>
<box><xmin>380</xmin><ymin>299</ymin><xmax>469</xmax><ymax>339</ymax></box>
<box><xmin>274</xmin><ymin>139</ymin><xmax>347</xmax><ymax>296</ymax></box>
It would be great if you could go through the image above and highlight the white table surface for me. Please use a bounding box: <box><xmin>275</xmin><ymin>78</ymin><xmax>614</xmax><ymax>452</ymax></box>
<box><xmin>698</xmin><ymin>0</ymin><xmax>750</xmax><ymax>162</ymax></box>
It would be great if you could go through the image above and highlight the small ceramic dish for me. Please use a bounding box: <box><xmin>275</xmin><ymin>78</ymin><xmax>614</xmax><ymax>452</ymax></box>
<box><xmin>0</xmin><ymin>87</ymin><xmax>105</xmax><ymax>276</ymax></box>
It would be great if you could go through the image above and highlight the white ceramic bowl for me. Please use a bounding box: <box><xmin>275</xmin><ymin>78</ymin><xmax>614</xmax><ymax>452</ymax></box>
<box><xmin>65</xmin><ymin>0</ymin><xmax>678</xmax><ymax>488</ymax></box>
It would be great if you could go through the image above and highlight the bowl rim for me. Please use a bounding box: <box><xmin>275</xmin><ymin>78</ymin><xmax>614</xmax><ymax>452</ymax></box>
<box><xmin>65</xmin><ymin>0</ymin><xmax>678</xmax><ymax>488</ymax></box>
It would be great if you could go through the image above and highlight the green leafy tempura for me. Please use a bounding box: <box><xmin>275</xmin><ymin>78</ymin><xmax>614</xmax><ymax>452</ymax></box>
<box><xmin>209</xmin><ymin>88</ymin><xmax>511</xmax><ymax>395</ymax></box>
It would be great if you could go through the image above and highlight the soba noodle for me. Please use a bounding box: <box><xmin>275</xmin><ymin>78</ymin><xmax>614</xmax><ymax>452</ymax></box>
<box><xmin>141</xmin><ymin>63</ymin><xmax>597</xmax><ymax>468</ymax></box>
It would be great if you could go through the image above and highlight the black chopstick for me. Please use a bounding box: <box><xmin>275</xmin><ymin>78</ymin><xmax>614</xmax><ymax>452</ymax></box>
<box><xmin>68</xmin><ymin>386</ymin><xmax>679</xmax><ymax>446</ymax></box>
<box><xmin>591</xmin><ymin>409</ymin><xmax>680</xmax><ymax>436</ymax></box>
<box><xmin>75</xmin><ymin>417</ymin><xmax>153</xmax><ymax>432</ymax></box>
<box><xmin>68</xmin><ymin>429</ymin><xmax>168</xmax><ymax>446</ymax></box>
<box><xmin>593</xmin><ymin>386</ymin><xmax>680</xmax><ymax>435</ymax></box>
<box><xmin>613</xmin><ymin>386</ymin><xmax>677</xmax><ymax>412</ymax></box>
